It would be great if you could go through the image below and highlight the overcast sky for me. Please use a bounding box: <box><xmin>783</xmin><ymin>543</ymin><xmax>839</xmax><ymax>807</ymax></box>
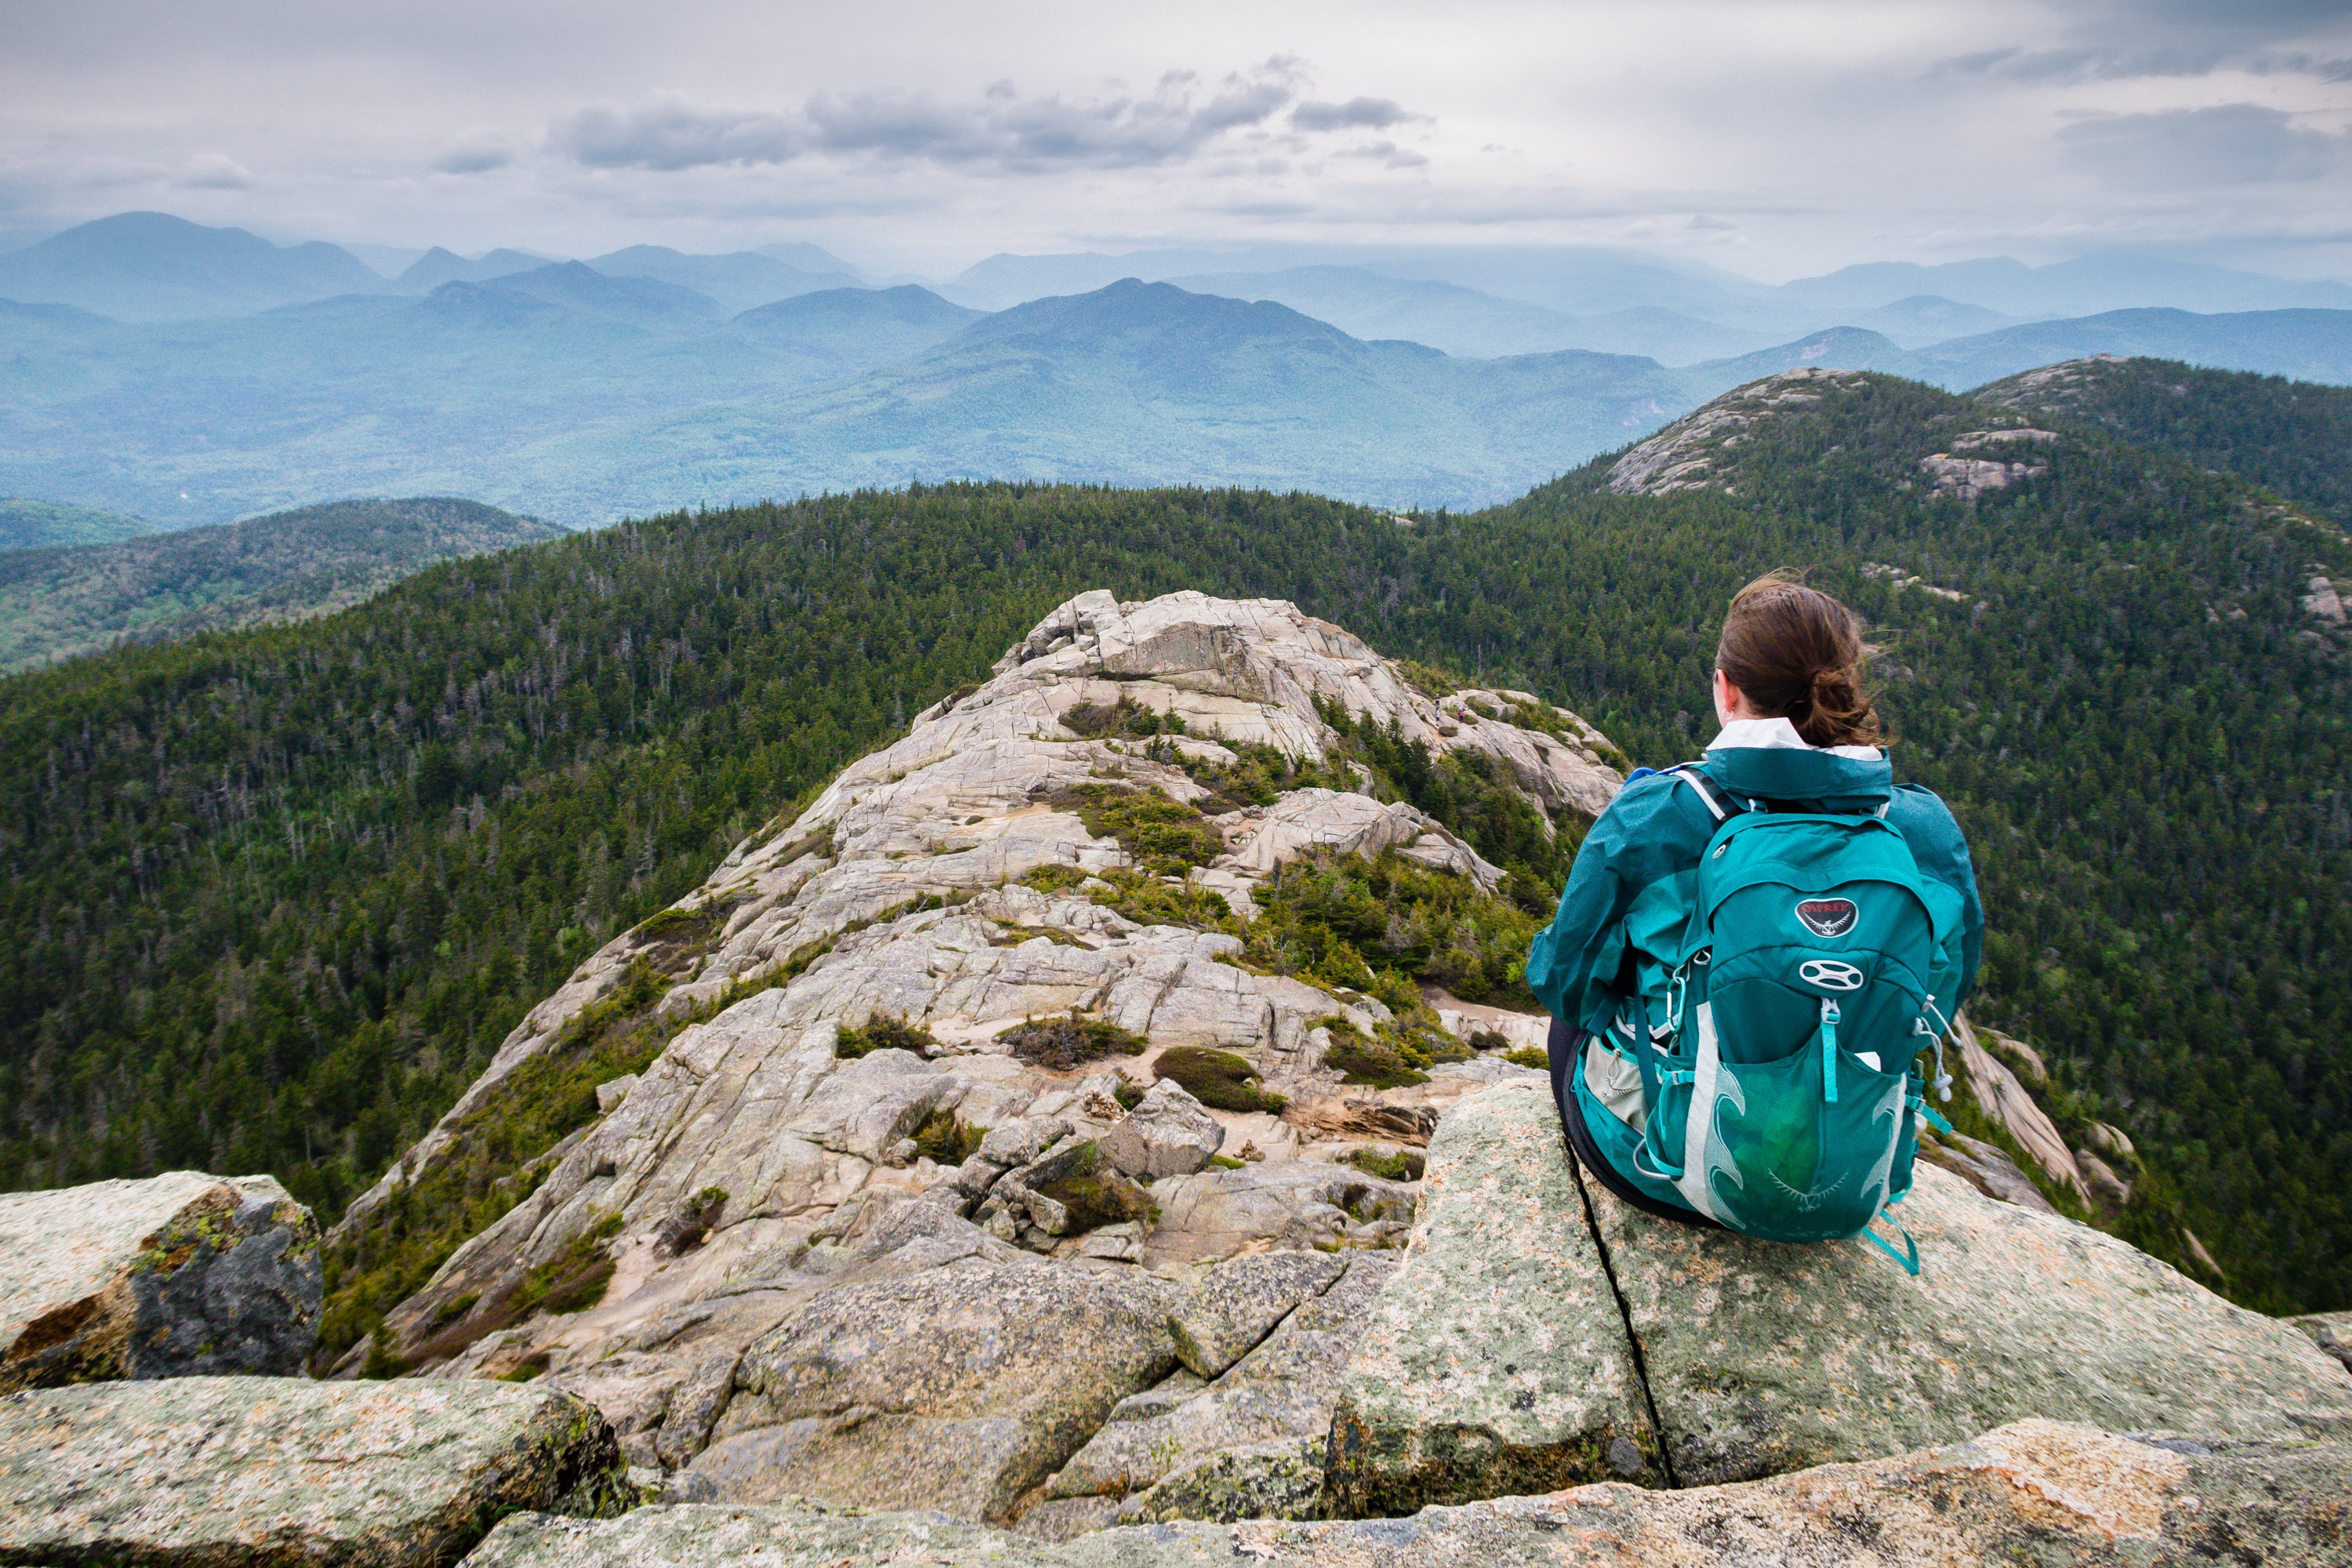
<box><xmin>3</xmin><ymin>0</ymin><xmax>2349</xmax><ymax>281</ymax></box>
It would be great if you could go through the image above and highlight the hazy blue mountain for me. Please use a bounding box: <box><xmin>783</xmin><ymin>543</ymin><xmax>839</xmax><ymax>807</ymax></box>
<box><xmin>1163</xmin><ymin>266</ymin><xmax>1779</xmax><ymax>364</ymax></box>
<box><xmin>463</xmin><ymin>262</ymin><xmax>725</xmax><ymax>329</ymax></box>
<box><xmin>590</xmin><ymin>245</ymin><xmax>860</xmax><ymax>312</ymax></box>
<box><xmin>1841</xmin><ymin>295</ymin><xmax>2020</xmax><ymax>347</ymax></box>
<box><xmin>1167</xmin><ymin>266</ymin><xmax>1575</xmax><ymax>356</ymax></box>
<box><xmin>0</xmin><ymin>496</ymin><xmax>566</xmax><ymax>670</ymax></box>
<box><xmin>1775</xmin><ymin>254</ymin><xmax>2352</xmax><ymax>319</ymax></box>
<box><xmin>1681</xmin><ymin>327</ymin><xmax>1922</xmax><ymax>390</ymax></box>
<box><xmin>947</xmin><ymin>245</ymin><xmax>1762</xmax><ymax>318</ymax></box>
<box><xmin>724</xmin><ymin>285</ymin><xmax>982</xmax><ymax>372</ymax></box>
<box><xmin>755</xmin><ymin>240</ymin><xmax>866</xmax><ymax>279</ymax></box>
<box><xmin>394</xmin><ymin>246</ymin><xmax>554</xmax><ymax>291</ymax></box>
<box><xmin>0</xmin><ymin>498</ymin><xmax>157</xmax><ymax>551</ymax></box>
<box><xmin>342</xmin><ymin>243</ymin><xmax>429</xmax><ymax>278</ymax></box>
<box><xmin>0</xmin><ymin>212</ymin><xmax>379</xmax><ymax>320</ymax></box>
<box><xmin>510</xmin><ymin>281</ymin><xmax>1699</xmax><ymax>514</ymax></box>
<box><xmin>1910</xmin><ymin>308</ymin><xmax>2352</xmax><ymax>389</ymax></box>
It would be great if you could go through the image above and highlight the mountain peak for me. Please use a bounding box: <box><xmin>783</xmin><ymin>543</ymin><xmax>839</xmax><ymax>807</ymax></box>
<box><xmin>0</xmin><ymin>210</ymin><xmax>377</xmax><ymax>321</ymax></box>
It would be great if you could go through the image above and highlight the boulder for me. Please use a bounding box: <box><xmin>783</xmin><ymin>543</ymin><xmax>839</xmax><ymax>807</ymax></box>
<box><xmin>460</xmin><ymin>1421</ymin><xmax>2352</xmax><ymax>1568</ymax></box>
<box><xmin>2293</xmin><ymin>1310</ymin><xmax>2352</xmax><ymax>1373</ymax></box>
<box><xmin>0</xmin><ymin>1170</ymin><xmax>321</xmax><ymax>1391</ymax></box>
<box><xmin>1099</xmin><ymin>1079</ymin><xmax>1225</xmax><ymax>1180</ymax></box>
<box><xmin>1049</xmin><ymin>1254</ymin><xmax>1392</xmax><ymax>1513</ymax></box>
<box><xmin>1917</xmin><ymin>1127</ymin><xmax>2057</xmax><ymax>1213</ymax></box>
<box><xmin>1328</xmin><ymin>1079</ymin><xmax>2352</xmax><ymax>1512</ymax></box>
<box><xmin>0</xmin><ymin>1375</ymin><xmax>628</xmax><ymax>1568</ymax></box>
<box><xmin>1579</xmin><ymin>1120</ymin><xmax>2352</xmax><ymax>1486</ymax></box>
<box><xmin>1169</xmin><ymin>1249</ymin><xmax>1348</xmax><ymax>1377</ymax></box>
<box><xmin>1322</xmin><ymin>1080</ymin><xmax>1664</xmax><ymax>1515</ymax></box>
<box><xmin>1144</xmin><ymin>1162</ymin><xmax>1417</xmax><ymax>1265</ymax></box>
<box><xmin>686</xmin><ymin>1246</ymin><xmax>1182</xmax><ymax>1523</ymax></box>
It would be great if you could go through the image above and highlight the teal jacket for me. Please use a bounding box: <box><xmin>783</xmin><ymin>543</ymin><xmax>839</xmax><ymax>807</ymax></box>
<box><xmin>1526</xmin><ymin>722</ymin><xmax>1983</xmax><ymax>1038</ymax></box>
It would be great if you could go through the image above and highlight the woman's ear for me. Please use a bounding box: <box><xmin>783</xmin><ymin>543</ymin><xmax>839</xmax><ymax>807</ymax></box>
<box><xmin>1712</xmin><ymin>668</ymin><xmax>1739</xmax><ymax>725</ymax></box>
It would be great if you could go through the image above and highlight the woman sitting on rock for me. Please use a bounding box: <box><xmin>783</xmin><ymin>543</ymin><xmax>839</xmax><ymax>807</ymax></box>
<box><xmin>1524</xmin><ymin>572</ymin><xmax>1982</xmax><ymax>1258</ymax></box>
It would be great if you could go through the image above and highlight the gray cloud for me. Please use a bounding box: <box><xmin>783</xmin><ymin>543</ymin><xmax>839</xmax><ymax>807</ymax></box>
<box><xmin>431</xmin><ymin>132</ymin><xmax>516</xmax><ymax>175</ymax></box>
<box><xmin>2061</xmin><ymin>103</ymin><xmax>2348</xmax><ymax>187</ymax></box>
<box><xmin>1290</xmin><ymin>96</ymin><xmax>1410</xmax><ymax>132</ymax></box>
<box><xmin>550</xmin><ymin>60</ymin><xmax>1376</xmax><ymax>174</ymax></box>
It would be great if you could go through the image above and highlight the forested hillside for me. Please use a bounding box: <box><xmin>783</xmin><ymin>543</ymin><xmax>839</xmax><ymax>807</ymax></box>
<box><xmin>0</xmin><ymin>496</ymin><xmax>567</xmax><ymax>670</ymax></box>
<box><xmin>1980</xmin><ymin>356</ymin><xmax>2352</xmax><ymax>523</ymax></box>
<box><xmin>0</xmin><ymin>497</ymin><xmax>157</xmax><ymax>552</ymax></box>
<box><xmin>0</xmin><ymin>377</ymin><xmax>2345</xmax><ymax>1316</ymax></box>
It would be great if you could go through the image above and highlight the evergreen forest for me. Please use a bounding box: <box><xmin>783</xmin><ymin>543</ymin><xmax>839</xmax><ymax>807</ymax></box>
<box><xmin>1</xmin><ymin>363</ymin><xmax>2346</xmax><ymax>1322</ymax></box>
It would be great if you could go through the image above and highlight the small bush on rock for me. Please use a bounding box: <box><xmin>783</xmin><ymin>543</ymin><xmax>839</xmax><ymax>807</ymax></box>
<box><xmin>1018</xmin><ymin>862</ymin><xmax>1089</xmax><ymax>894</ymax></box>
<box><xmin>1053</xmin><ymin>783</ymin><xmax>1224</xmax><ymax>876</ymax></box>
<box><xmin>1317</xmin><ymin>1014</ymin><xmax>1468</xmax><ymax>1089</ymax></box>
<box><xmin>999</xmin><ymin>1011</ymin><xmax>1149</xmax><ymax>1071</ymax></box>
<box><xmin>1154</xmin><ymin>1045</ymin><xmax>1287</xmax><ymax>1112</ymax></box>
<box><xmin>1345</xmin><ymin>1146</ymin><xmax>1427</xmax><ymax>1182</ymax></box>
<box><xmin>1062</xmin><ymin>696</ymin><xmax>1189</xmax><ymax>740</ymax></box>
<box><xmin>913</xmin><ymin>1109</ymin><xmax>985</xmax><ymax>1165</ymax></box>
<box><xmin>837</xmin><ymin>1012</ymin><xmax>938</xmax><ymax>1059</ymax></box>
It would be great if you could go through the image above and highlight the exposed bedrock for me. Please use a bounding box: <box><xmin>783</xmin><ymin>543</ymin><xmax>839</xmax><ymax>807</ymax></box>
<box><xmin>0</xmin><ymin>1169</ymin><xmax>321</xmax><ymax>1391</ymax></box>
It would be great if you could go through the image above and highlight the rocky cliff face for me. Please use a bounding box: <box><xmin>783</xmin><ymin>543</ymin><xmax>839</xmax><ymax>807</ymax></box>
<box><xmin>337</xmin><ymin>590</ymin><xmax>1621</xmax><ymax>1527</ymax></box>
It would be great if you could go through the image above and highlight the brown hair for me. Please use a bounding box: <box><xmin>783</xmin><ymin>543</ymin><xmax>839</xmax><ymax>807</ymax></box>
<box><xmin>1715</xmin><ymin>572</ymin><xmax>1885</xmax><ymax>750</ymax></box>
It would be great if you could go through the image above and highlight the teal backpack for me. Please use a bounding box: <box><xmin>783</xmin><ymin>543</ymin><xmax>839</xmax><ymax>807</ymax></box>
<box><xmin>1581</xmin><ymin>766</ymin><xmax>1966</xmax><ymax>1272</ymax></box>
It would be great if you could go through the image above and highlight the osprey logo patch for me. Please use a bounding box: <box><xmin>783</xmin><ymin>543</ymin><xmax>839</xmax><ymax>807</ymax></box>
<box><xmin>1795</xmin><ymin>898</ymin><xmax>1860</xmax><ymax>939</ymax></box>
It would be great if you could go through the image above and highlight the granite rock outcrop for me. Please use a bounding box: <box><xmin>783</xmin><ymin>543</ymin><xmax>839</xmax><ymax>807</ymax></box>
<box><xmin>0</xmin><ymin>1170</ymin><xmax>321</xmax><ymax>1391</ymax></box>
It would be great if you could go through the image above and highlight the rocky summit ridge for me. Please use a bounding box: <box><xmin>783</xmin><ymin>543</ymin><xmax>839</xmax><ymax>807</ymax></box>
<box><xmin>5</xmin><ymin>589</ymin><xmax>2351</xmax><ymax>1567</ymax></box>
<box><xmin>324</xmin><ymin>589</ymin><xmax>1624</xmax><ymax>1528</ymax></box>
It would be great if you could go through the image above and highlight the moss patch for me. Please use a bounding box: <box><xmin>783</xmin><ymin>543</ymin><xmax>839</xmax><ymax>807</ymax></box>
<box><xmin>1153</xmin><ymin>1046</ymin><xmax>1287</xmax><ymax>1113</ymax></box>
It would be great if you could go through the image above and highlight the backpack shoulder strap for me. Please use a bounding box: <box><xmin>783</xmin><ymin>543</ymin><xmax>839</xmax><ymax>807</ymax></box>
<box><xmin>1669</xmin><ymin>763</ymin><xmax>1740</xmax><ymax>824</ymax></box>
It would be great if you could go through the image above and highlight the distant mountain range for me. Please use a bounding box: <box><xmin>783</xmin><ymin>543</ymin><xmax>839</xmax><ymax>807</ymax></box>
<box><xmin>4</xmin><ymin>255</ymin><xmax>2350</xmax><ymax>524</ymax></box>
<box><xmin>3</xmin><ymin>211</ymin><xmax>2351</xmax><ymax>524</ymax></box>
<box><xmin>0</xmin><ymin>496</ymin><xmax>564</xmax><ymax>670</ymax></box>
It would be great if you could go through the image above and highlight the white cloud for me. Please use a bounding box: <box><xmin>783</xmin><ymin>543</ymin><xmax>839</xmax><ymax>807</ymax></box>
<box><xmin>178</xmin><ymin>153</ymin><xmax>255</xmax><ymax>190</ymax></box>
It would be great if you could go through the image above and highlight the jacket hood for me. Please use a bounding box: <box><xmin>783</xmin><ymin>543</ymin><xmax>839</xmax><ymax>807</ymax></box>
<box><xmin>1700</xmin><ymin>717</ymin><xmax>1891</xmax><ymax>811</ymax></box>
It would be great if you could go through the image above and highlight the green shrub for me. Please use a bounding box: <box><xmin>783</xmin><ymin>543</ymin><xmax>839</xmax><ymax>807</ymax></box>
<box><xmin>998</xmin><ymin>1011</ymin><xmax>1148</xmax><ymax>1072</ymax></box>
<box><xmin>1345</xmin><ymin>1147</ymin><xmax>1427</xmax><ymax>1182</ymax></box>
<box><xmin>913</xmin><ymin>1108</ymin><xmax>985</xmax><ymax>1166</ymax></box>
<box><xmin>1053</xmin><ymin>783</ymin><xmax>1224</xmax><ymax>876</ymax></box>
<box><xmin>1504</xmin><ymin>1047</ymin><xmax>1548</xmax><ymax>1070</ymax></box>
<box><xmin>1317</xmin><ymin>1016</ymin><xmax>1434</xmax><ymax>1089</ymax></box>
<box><xmin>1018</xmin><ymin>862</ymin><xmax>1089</xmax><ymax>894</ymax></box>
<box><xmin>1468</xmin><ymin>1029</ymin><xmax>1512</xmax><ymax>1053</ymax></box>
<box><xmin>837</xmin><ymin>1012</ymin><xmax>939</xmax><ymax>1058</ymax></box>
<box><xmin>1153</xmin><ymin>1046</ymin><xmax>1286</xmax><ymax>1112</ymax></box>
<box><xmin>1062</xmin><ymin>696</ymin><xmax>1189</xmax><ymax>739</ymax></box>
<box><xmin>1087</xmin><ymin>869</ymin><xmax>1237</xmax><ymax>931</ymax></box>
